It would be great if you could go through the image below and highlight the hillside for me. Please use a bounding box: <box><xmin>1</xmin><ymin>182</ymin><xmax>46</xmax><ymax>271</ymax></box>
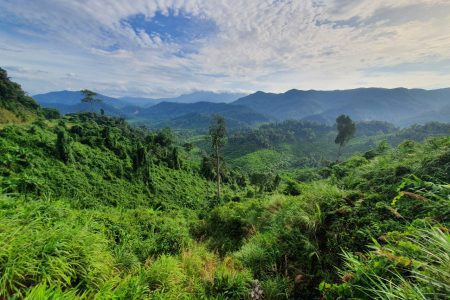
<box><xmin>233</xmin><ymin>88</ymin><xmax>450</xmax><ymax>126</ymax></box>
<box><xmin>0</xmin><ymin>68</ymin><xmax>42</xmax><ymax>124</ymax></box>
<box><xmin>1</xmin><ymin>113</ymin><xmax>448</xmax><ymax>298</ymax></box>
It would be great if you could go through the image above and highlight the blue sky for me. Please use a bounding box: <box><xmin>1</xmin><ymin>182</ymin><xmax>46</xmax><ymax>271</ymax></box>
<box><xmin>0</xmin><ymin>0</ymin><xmax>449</xmax><ymax>97</ymax></box>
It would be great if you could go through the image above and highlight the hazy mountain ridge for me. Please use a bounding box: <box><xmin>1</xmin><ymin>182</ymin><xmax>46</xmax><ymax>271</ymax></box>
<box><xmin>34</xmin><ymin>90</ymin><xmax>124</xmax><ymax>106</ymax></box>
<box><xmin>134</xmin><ymin>101</ymin><xmax>271</xmax><ymax>129</ymax></box>
<box><xmin>34</xmin><ymin>90</ymin><xmax>246</xmax><ymax>107</ymax></box>
<box><xmin>33</xmin><ymin>87</ymin><xmax>450</xmax><ymax>128</ymax></box>
<box><xmin>33</xmin><ymin>91</ymin><xmax>266</xmax><ymax>129</ymax></box>
<box><xmin>233</xmin><ymin>87</ymin><xmax>450</xmax><ymax>126</ymax></box>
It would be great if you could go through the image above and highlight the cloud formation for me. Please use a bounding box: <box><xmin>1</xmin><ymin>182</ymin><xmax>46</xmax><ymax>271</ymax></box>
<box><xmin>0</xmin><ymin>0</ymin><xmax>449</xmax><ymax>97</ymax></box>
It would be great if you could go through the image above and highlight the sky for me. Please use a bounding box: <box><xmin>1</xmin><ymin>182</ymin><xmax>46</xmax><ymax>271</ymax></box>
<box><xmin>0</xmin><ymin>0</ymin><xmax>449</xmax><ymax>97</ymax></box>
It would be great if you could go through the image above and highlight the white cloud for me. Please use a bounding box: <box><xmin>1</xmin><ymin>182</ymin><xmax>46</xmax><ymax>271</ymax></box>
<box><xmin>0</xmin><ymin>0</ymin><xmax>449</xmax><ymax>97</ymax></box>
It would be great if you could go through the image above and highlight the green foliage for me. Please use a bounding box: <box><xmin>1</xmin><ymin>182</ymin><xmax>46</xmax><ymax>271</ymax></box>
<box><xmin>203</xmin><ymin>199</ymin><xmax>265</xmax><ymax>255</ymax></box>
<box><xmin>205</xmin><ymin>258</ymin><xmax>252</xmax><ymax>298</ymax></box>
<box><xmin>1</xmin><ymin>132</ymin><xmax>448</xmax><ymax>299</ymax></box>
<box><xmin>283</xmin><ymin>179</ymin><xmax>303</xmax><ymax>196</ymax></box>
<box><xmin>249</xmin><ymin>172</ymin><xmax>280</xmax><ymax>193</ymax></box>
<box><xmin>42</xmin><ymin>107</ymin><xmax>61</xmax><ymax>119</ymax></box>
<box><xmin>0</xmin><ymin>198</ymin><xmax>115</xmax><ymax>298</ymax></box>
<box><xmin>335</xmin><ymin>115</ymin><xmax>356</xmax><ymax>147</ymax></box>
<box><xmin>0</xmin><ymin>195</ymin><xmax>254</xmax><ymax>299</ymax></box>
<box><xmin>233</xmin><ymin>149</ymin><xmax>290</xmax><ymax>173</ymax></box>
<box><xmin>0</xmin><ymin>74</ymin><xmax>449</xmax><ymax>300</ymax></box>
<box><xmin>321</xmin><ymin>224</ymin><xmax>449</xmax><ymax>299</ymax></box>
<box><xmin>0</xmin><ymin>67</ymin><xmax>41</xmax><ymax>123</ymax></box>
<box><xmin>0</xmin><ymin>113</ymin><xmax>217</xmax><ymax>209</ymax></box>
<box><xmin>55</xmin><ymin>128</ymin><xmax>73</xmax><ymax>162</ymax></box>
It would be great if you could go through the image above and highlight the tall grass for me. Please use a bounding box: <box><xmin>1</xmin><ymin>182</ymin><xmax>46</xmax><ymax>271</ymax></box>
<box><xmin>322</xmin><ymin>225</ymin><xmax>449</xmax><ymax>299</ymax></box>
<box><xmin>0</xmin><ymin>198</ymin><xmax>115</xmax><ymax>298</ymax></box>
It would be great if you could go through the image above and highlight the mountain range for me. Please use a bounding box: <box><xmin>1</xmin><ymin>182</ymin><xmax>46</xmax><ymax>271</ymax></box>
<box><xmin>233</xmin><ymin>88</ymin><xmax>450</xmax><ymax>126</ymax></box>
<box><xmin>33</xmin><ymin>87</ymin><xmax>450</xmax><ymax>129</ymax></box>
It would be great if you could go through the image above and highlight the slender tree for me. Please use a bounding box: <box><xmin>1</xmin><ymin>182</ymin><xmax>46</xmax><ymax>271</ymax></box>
<box><xmin>80</xmin><ymin>89</ymin><xmax>102</xmax><ymax>111</ymax></box>
<box><xmin>209</xmin><ymin>115</ymin><xmax>227</xmax><ymax>200</ymax></box>
<box><xmin>335</xmin><ymin>114</ymin><xmax>356</xmax><ymax>161</ymax></box>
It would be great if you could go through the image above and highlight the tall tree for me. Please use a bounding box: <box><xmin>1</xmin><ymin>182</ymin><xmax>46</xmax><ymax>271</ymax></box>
<box><xmin>209</xmin><ymin>115</ymin><xmax>227</xmax><ymax>200</ymax></box>
<box><xmin>80</xmin><ymin>89</ymin><xmax>102</xmax><ymax>111</ymax></box>
<box><xmin>335</xmin><ymin>114</ymin><xmax>356</xmax><ymax>161</ymax></box>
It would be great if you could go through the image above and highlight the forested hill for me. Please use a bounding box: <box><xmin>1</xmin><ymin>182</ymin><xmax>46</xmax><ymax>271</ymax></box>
<box><xmin>233</xmin><ymin>87</ymin><xmax>450</xmax><ymax>126</ymax></box>
<box><xmin>0</xmin><ymin>67</ymin><xmax>42</xmax><ymax>123</ymax></box>
<box><xmin>212</xmin><ymin>120</ymin><xmax>450</xmax><ymax>173</ymax></box>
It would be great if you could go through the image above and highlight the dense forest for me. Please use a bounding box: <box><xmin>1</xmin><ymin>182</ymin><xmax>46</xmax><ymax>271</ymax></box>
<box><xmin>0</xmin><ymin>69</ymin><xmax>449</xmax><ymax>299</ymax></box>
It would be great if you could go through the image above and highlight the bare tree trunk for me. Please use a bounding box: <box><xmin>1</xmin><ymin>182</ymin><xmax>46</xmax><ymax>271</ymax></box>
<box><xmin>337</xmin><ymin>144</ymin><xmax>342</xmax><ymax>162</ymax></box>
<box><xmin>215</xmin><ymin>144</ymin><xmax>221</xmax><ymax>200</ymax></box>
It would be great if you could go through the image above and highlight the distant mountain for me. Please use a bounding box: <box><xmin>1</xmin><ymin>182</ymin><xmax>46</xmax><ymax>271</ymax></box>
<box><xmin>133</xmin><ymin>101</ymin><xmax>270</xmax><ymax>129</ymax></box>
<box><xmin>32</xmin><ymin>90</ymin><xmax>258</xmax><ymax>128</ymax></box>
<box><xmin>118</xmin><ymin>96</ymin><xmax>158</xmax><ymax>107</ymax></box>
<box><xmin>33</xmin><ymin>90</ymin><xmax>129</xmax><ymax>116</ymax></box>
<box><xmin>155</xmin><ymin>91</ymin><xmax>246</xmax><ymax>104</ymax></box>
<box><xmin>233</xmin><ymin>88</ymin><xmax>450</xmax><ymax>126</ymax></box>
<box><xmin>34</xmin><ymin>90</ymin><xmax>247</xmax><ymax>110</ymax></box>
<box><xmin>402</xmin><ymin>104</ymin><xmax>450</xmax><ymax>125</ymax></box>
<box><xmin>119</xmin><ymin>91</ymin><xmax>246</xmax><ymax>106</ymax></box>
<box><xmin>34</xmin><ymin>90</ymin><xmax>124</xmax><ymax>106</ymax></box>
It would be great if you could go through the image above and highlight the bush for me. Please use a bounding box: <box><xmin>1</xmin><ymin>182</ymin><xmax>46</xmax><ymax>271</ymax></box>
<box><xmin>205</xmin><ymin>257</ymin><xmax>252</xmax><ymax>298</ymax></box>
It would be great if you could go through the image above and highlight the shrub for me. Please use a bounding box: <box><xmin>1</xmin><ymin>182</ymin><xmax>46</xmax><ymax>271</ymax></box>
<box><xmin>205</xmin><ymin>257</ymin><xmax>252</xmax><ymax>298</ymax></box>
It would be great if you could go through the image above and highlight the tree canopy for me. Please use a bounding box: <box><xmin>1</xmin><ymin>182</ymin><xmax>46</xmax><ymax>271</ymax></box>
<box><xmin>335</xmin><ymin>114</ymin><xmax>356</xmax><ymax>160</ymax></box>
